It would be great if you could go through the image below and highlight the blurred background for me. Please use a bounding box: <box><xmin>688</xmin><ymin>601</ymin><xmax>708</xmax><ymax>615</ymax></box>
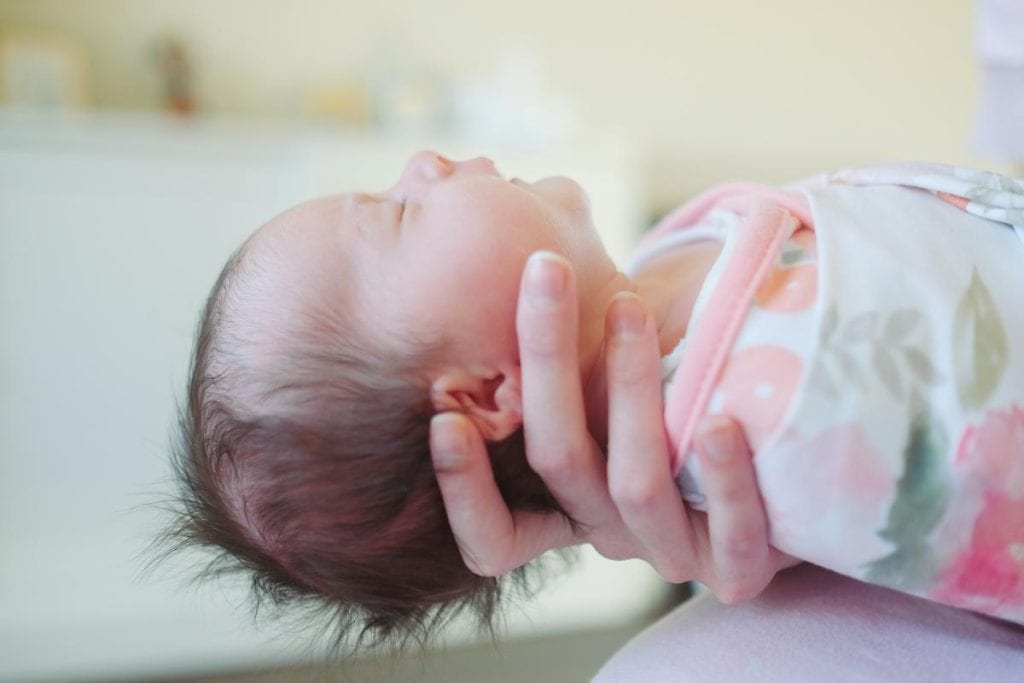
<box><xmin>1</xmin><ymin>1</ymin><xmax>1020</xmax><ymax>682</ymax></box>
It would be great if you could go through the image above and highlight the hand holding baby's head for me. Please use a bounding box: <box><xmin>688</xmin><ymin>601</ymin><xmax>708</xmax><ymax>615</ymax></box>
<box><xmin>169</xmin><ymin>151</ymin><xmax>626</xmax><ymax>648</ymax></box>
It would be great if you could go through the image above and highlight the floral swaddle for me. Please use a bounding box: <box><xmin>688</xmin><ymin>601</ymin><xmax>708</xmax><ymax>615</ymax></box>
<box><xmin>635</xmin><ymin>164</ymin><xmax>1024</xmax><ymax>624</ymax></box>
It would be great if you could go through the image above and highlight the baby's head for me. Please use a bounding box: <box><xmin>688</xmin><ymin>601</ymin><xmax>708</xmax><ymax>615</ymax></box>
<box><xmin>171</xmin><ymin>151</ymin><xmax>626</xmax><ymax>647</ymax></box>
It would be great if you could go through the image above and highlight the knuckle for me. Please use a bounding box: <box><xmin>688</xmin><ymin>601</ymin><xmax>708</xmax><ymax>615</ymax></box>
<box><xmin>592</xmin><ymin>540</ymin><xmax>634</xmax><ymax>562</ymax></box>
<box><xmin>656</xmin><ymin>561</ymin><xmax>694</xmax><ymax>584</ymax></box>
<box><xmin>431</xmin><ymin>451</ymin><xmax>469</xmax><ymax>476</ymax></box>
<box><xmin>607</xmin><ymin>352</ymin><xmax>656</xmax><ymax>388</ymax></box>
<box><xmin>712</xmin><ymin>477</ymin><xmax>752</xmax><ymax>506</ymax></box>
<box><xmin>529</xmin><ymin>448</ymin><xmax>582</xmax><ymax>488</ymax></box>
<box><xmin>721</xmin><ymin>527</ymin><xmax>764</xmax><ymax>563</ymax></box>
<box><xmin>609</xmin><ymin>477</ymin><xmax>660</xmax><ymax>514</ymax></box>
<box><xmin>588</xmin><ymin>523</ymin><xmax>638</xmax><ymax>562</ymax></box>
<box><xmin>530</xmin><ymin>458</ymin><xmax>572</xmax><ymax>488</ymax></box>
<box><xmin>518</xmin><ymin>323</ymin><xmax>569</xmax><ymax>359</ymax></box>
<box><xmin>712</xmin><ymin>481</ymin><xmax>753</xmax><ymax>511</ymax></box>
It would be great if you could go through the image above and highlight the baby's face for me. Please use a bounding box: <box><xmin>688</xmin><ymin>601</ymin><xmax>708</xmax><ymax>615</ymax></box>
<box><xmin>252</xmin><ymin>150</ymin><xmax>620</xmax><ymax>372</ymax></box>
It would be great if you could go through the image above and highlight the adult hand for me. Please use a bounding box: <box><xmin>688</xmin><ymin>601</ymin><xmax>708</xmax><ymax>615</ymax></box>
<box><xmin>430</xmin><ymin>252</ymin><xmax>797</xmax><ymax>603</ymax></box>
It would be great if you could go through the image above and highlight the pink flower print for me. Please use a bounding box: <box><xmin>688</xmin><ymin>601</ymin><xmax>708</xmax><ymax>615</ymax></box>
<box><xmin>955</xmin><ymin>405</ymin><xmax>1024</xmax><ymax>495</ymax></box>
<box><xmin>755</xmin><ymin>262</ymin><xmax>818</xmax><ymax>313</ymax></box>
<box><xmin>759</xmin><ymin>424</ymin><xmax>895</xmax><ymax>568</ymax></box>
<box><xmin>717</xmin><ymin>346</ymin><xmax>803</xmax><ymax>450</ymax></box>
<box><xmin>932</xmin><ymin>491</ymin><xmax>1024</xmax><ymax>611</ymax></box>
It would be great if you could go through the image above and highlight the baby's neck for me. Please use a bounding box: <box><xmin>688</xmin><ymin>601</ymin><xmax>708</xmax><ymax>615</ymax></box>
<box><xmin>636</xmin><ymin>240</ymin><xmax>723</xmax><ymax>357</ymax></box>
<box><xmin>581</xmin><ymin>240</ymin><xmax>723</xmax><ymax>447</ymax></box>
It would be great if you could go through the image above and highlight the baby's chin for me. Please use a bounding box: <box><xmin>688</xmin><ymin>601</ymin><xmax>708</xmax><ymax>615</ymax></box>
<box><xmin>518</xmin><ymin>175</ymin><xmax>592</xmax><ymax>218</ymax></box>
<box><xmin>523</xmin><ymin>174</ymin><xmax>585</xmax><ymax>196</ymax></box>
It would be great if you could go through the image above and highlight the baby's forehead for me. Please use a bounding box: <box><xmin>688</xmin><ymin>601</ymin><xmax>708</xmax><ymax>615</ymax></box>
<box><xmin>248</xmin><ymin>196</ymin><xmax>359</xmax><ymax>270</ymax></box>
<box><xmin>255</xmin><ymin>194</ymin><xmax>351</xmax><ymax>247</ymax></box>
<box><xmin>241</xmin><ymin>195</ymin><xmax>361</xmax><ymax>310</ymax></box>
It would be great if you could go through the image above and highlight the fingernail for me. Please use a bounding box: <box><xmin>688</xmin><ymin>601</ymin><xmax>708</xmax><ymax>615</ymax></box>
<box><xmin>696</xmin><ymin>418</ymin><xmax>738</xmax><ymax>462</ymax></box>
<box><xmin>609</xmin><ymin>292</ymin><xmax>645</xmax><ymax>340</ymax></box>
<box><xmin>430</xmin><ymin>413</ymin><xmax>467</xmax><ymax>468</ymax></box>
<box><xmin>525</xmin><ymin>252</ymin><xmax>568</xmax><ymax>306</ymax></box>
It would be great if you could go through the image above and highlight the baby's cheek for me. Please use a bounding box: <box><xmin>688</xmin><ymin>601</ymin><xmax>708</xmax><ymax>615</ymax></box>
<box><xmin>715</xmin><ymin>346</ymin><xmax>804</xmax><ymax>450</ymax></box>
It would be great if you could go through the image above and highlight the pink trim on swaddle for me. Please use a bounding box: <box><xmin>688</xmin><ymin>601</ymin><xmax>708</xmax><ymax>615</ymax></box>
<box><xmin>638</xmin><ymin>183</ymin><xmax>815</xmax><ymax>255</ymax></box>
<box><xmin>647</xmin><ymin>186</ymin><xmax>813</xmax><ymax>474</ymax></box>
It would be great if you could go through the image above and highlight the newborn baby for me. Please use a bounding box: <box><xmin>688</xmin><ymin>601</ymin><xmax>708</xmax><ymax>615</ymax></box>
<box><xmin>174</xmin><ymin>151</ymin><xmax>705</xmax><ymax>645</ymax></box>
<box><xmin>172</xmin><ymin>152</ymin><xmax>1024</xmax><ymax>649</ymax></box>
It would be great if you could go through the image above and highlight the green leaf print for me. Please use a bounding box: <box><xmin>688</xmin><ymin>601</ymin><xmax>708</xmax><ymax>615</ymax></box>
<box><xmin>953</xmin><ymin>268</ymin><xmax>1008</xmax><ymax>411</ymax></box>
<box><xmin>883</xmin><ymin>309</ymin><xmax>921</xmax><ymax>342</ymax></box>
<box><xmin>842</xmin><ymin>311</ymin><xmax>877</xmax><ymax>344</ymax></box>
<box><xmin>812</xmin><ymin>304</ymin><xmax>942</xmax><ymax>401</ymax></box>
<box><xmin>872</xmin><ymin>344</ymin><xmax>904</xmax><ymax>400</ymax></box>
<box><xmin>833</xmin><ymin>347</ymin><xmax>862</xmax><ymax>386</ymax></box>
<box><xmin>864</xmin><ymin>398</ymin><xmax>951</xmax><ymax>590</ymax></box>
<box><xmin>902</xmin><ymin>347</ymin><xmax>939</xmax><ymax>385</ymax></box>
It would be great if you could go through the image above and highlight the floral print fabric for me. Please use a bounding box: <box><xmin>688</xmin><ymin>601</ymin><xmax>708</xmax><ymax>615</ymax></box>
<box><xmin>659</xmin><ymin>164</ymin><xmax>1024</xmax><ymax>624</ymax></box>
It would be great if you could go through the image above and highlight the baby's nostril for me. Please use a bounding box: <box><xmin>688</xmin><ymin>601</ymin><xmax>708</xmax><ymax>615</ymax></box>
<box><xmin>434</xmin><ymin>155</ymin><xmax>455</xmax><ymax>174</ymax></box>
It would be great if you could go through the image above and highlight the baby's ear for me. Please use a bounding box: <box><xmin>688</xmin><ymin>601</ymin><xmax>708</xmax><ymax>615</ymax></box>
<box><xmin>430</xmin><ymin>366</ymin><xmax>522</xmax><ymax>442</ymax></box>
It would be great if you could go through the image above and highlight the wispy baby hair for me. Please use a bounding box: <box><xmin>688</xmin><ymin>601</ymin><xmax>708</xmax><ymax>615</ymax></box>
<box><xmin>165</xmin><ymin>218</ymin><xmax>564</xmax><ymax>652</ymax></box>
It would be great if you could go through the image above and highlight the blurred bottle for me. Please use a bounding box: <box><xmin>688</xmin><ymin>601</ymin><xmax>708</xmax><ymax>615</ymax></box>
<box><xmin>370</xmin><ymin>68</ymin><xmax>451</xmax><ymax>134</ymax></box>
<box><xmin>154</xmin><ymin>34</ymin><xmax>196</xmax><ymax>116</ymax></box>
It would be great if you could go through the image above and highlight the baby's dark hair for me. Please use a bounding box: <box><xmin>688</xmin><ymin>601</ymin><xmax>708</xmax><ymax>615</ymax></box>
<box><xmin>167</xmin><ymin>234</ymin><xmax>566</xmax><ymax>651</ymax></box>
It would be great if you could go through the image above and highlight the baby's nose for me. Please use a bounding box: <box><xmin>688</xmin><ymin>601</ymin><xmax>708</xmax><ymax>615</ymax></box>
<box><xmin>403</xmin><ymin>150</ymin><xmax>455</xmax><ymax>182</ymax></box>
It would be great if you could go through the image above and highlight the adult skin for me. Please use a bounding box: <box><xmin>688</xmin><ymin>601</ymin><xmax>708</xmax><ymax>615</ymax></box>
<box><xmin>430</xmin><ymin>253</ymin><xmax>797</xmax><ymax>603</ymax></box>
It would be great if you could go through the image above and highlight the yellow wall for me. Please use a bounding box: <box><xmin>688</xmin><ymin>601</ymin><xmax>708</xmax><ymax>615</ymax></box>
<box><xmin>0</xmin><ymin>0</ymin><xmax>992</xmax><ymax>206</ymax></box>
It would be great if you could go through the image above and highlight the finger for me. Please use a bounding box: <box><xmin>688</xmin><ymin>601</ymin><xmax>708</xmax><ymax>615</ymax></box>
<box><xmin>516</xmin><ymin>252</ymin><xmax>607</xmax><ymax>518</ymax></box>
<box><xmin>430</xmin><ymin>413</ymin><xmax>574</xmax><ymax>576</ymax></box>
<box><xmin>695</xmin><ymin>416</ymin><xmax>774</xmax><ymax>603</ymax></box>
<box><xmin>605</xmin><ymin>292</ymin><xmax>696</xmax><ymax>582</ymax></box>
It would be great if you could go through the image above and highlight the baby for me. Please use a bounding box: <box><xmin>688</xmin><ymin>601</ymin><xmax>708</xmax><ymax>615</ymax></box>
<box><xmin>173</xmin><ymin>151</ymin><xmax>654</xmax><ymax>646</ymax></box>
<box><xmin>171</xmin><ymin>152</ymin><xmax>1024</xmax><ymax>649</ymax></box>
